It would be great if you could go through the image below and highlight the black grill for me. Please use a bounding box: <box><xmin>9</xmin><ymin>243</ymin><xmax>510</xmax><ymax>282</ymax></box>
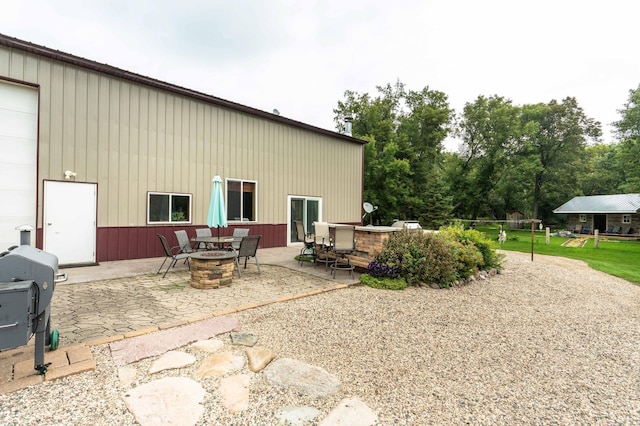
<box><xmin>0</xmin><ymin>245</ymin><xmax>66</xmax><ymax>374</ymax></box>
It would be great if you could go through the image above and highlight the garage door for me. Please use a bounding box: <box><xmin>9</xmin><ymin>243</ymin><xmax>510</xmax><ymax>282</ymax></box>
<box><xmin>0</xmin><ymin>81</ymin><xmax>38</xmax><ymax>249</ymax></box>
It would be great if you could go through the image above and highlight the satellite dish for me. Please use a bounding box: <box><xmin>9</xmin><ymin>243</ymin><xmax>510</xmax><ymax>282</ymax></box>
<box><xmin>362</xmin><ymin>202</ymin><xmax>378</xmax><ymax>222</ymax></box>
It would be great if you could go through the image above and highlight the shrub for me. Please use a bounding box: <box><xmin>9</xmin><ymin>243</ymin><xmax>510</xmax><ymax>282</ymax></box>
<box><xmin>445</xmin><ymin>238</ymin><xmax>483</xmax><ymax>280</ymax></box>
<box><xmin>439</xmin><ymin>225</ymin><xmax>503</xmax><ymax>271</ymax></box>
<box><xmin>377</xmin><ymin>230</ymin><xmax>458</xmax><ymax>287</ymax></box>
<box><xmin>360</xmin><ymin>273</ymin><xmax>408</xmax><ymax>290</ymax></box>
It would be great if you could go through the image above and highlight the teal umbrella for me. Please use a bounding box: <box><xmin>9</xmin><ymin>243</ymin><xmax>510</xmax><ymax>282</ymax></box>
<box><xmin>207</xmin><ymin>175</ymin><xmax>228</xmax><ymax>238</ymax></box>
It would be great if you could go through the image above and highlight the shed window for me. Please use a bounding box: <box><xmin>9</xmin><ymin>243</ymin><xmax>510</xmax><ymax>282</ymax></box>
<box><xmin>227</xmin><ymin>179</ymin><xmax>256</xmax><ymax>222</ymax></box>
<box><xmin>623</xmin><ymin>215</ymin><xmax>631</xmax><ymax>224</ymax></box>
<box><xmin>147</xmin><ymin>192</ymin><xmax>192</xmax><ymax>224</ymax></box>
<box><xmin>579</xmin><ymin>214</ymin><xmax>587</xmax><ymax>223</ymax></box>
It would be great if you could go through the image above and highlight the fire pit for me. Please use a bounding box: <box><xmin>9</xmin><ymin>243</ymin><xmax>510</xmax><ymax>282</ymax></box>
<box><xmin>189</xmin><ymin>251</ymin><xmax>237</xmax><ymax>289</ymax></box>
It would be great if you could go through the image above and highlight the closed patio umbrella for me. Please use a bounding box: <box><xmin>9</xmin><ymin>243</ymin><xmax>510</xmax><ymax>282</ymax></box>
<box><xmin>207</xmin><ymin>175</ymin><xmax>227</xmax><ymax>238</ymax></box>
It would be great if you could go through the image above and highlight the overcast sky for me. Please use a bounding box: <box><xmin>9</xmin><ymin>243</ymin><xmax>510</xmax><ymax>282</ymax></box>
<box><xmin>2</xmin><ymin>0</ymin><xmax>639</xmax><ymax>150</ymax></box>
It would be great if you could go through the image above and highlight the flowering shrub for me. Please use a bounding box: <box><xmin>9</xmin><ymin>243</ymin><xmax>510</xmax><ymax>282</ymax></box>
<box><xmin>366</xmin><ymin>226</ymin><xmax>503</xmax><ymax>289</ymax></box>
<box><xmin>367</xmin><ymin>260</ymin><xmax>401</xmax><ymax>278</ymax></box>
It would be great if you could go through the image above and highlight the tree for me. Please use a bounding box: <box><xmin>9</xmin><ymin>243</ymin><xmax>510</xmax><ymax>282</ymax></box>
<box><xmin>581</xmin><ymin>143</ymin><xmax>624</xmax><ymax>195</ymax></box>
<box><xmin>612</xmin><ymin>85</ymin><xmax>640</xmax><ymax>192</ymax></box>
<box><xmin>518</xmin><ymin>97</ymin><xmax>601</xmax><ymax>220</ymax></box>
<box><xmin>334</xmin><ymin>81</ymin><xmax>454</xmax><ymax>226</ymax></box>
<box><xmin>452</xmin><ymin>95</ymin><xmax>521</xmax><ymax>219</ymax></box>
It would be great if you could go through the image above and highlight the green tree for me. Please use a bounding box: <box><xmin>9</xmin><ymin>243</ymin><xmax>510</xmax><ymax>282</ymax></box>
<box><xmin>334</xmin><ymin>81</ymin><xmax>454</xmax><ymax>226</ymax></box>
<box><xmin>453</xmin><ymin>95</ymin><xmax>521</xmax><ymax>219</ymax></box>
<box><xmin>518</xmin><ymin>97</ymin><xmax>601</xmax><ymax>220</ymax></box>
<box><xmin>613</xmin><ymin>85</ymin><xmax>640</xmax><ymax>192</ymax></box>
<box><xmin>581</xmin><ymin>143</ymin><xmax>625</xmax><ymax>195</ymax></box>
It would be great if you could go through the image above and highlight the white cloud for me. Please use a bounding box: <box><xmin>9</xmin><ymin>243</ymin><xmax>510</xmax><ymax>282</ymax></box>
<box><xmin>2</xmin><ymin>0</ymin><xmax>639</xmax><ymax>151</ymax></box>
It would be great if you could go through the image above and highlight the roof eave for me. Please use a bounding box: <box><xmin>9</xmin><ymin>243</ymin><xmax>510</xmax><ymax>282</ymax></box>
<box><xmin>553</xmin><ymin>210</ymin><xmax>638</xmax><ymax>214</ymax></box>
<box><xmin>0</xmin><ymin>33</ymin><xmax>367</xmax><ymax>146</ymax></box>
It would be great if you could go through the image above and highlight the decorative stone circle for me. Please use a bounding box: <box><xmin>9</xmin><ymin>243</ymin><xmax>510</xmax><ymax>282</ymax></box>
<box><xmin>190</xmin><ymin>251</ymin><xmax>237</xmax><ymax>289</ymax></box>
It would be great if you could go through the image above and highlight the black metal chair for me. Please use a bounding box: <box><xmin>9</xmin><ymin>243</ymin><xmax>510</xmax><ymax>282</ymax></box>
<box><xmin>330</xmin><ymin>225</ymin><xmax>356</xmax><ymax>279</ymax></box>
<box><xmin>234</xmin><ymin>235</ymin><xmax>261</xmax><ymax>277</ymax></box>
<box><xmin>195</xmin><ymin>228</ymin><xmax>213</xmax><ymax>250</ymax></box>
<box><xmin>231</xmin><ymin>228</ymin><xmax>250</xmax><ymax>251</ymax></box>
<box><xmin>294</xmin><ymin>220</ymin><xmax>315</xmax><ymax>266</ymax></box>
<box><xmin>156</xmin><ymin>234</ymin><xmax>191</xmax><ymax>278</ymax></box>
<box><xmin>174</xmin><ymin>230</ymin><xmax>197</xmax><ymax>254</ymax></box>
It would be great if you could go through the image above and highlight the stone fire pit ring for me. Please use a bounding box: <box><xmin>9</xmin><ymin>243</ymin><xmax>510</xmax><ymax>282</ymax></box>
<box><xmin>189</xmin><ymin>251</ymin><xmax>238</xmax><ymax>289</ymax></box>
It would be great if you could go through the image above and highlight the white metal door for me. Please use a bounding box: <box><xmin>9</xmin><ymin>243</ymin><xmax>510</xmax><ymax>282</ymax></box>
<box><xmin>44</xmin><ymin>181</ymin><xmax>97</xmax><ymax>265</ymax></box>
<box><xmin>0</xmin><ymin>82</ymin><xmax>38</xmax><ymax>249</ymax></box>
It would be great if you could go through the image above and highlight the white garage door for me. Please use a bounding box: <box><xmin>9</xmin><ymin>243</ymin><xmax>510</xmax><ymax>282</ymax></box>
<box><xmin>0</xmin><ymin>81</ymin><xmax>38</xmax><ymax>249</ymax></box>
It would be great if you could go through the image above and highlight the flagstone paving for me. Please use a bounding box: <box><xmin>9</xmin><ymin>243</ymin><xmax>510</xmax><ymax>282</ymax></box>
<box><xmin>118</xmin><ymin>321</ymin><xmax>377</xmax><ymax>426</ymax></box>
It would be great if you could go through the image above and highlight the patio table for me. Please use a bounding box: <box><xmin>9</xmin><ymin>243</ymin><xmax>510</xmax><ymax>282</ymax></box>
<box><xmin>191</xmin><ymin>236</ymin><xmax>241</xmax><ymax>250</ymax></box>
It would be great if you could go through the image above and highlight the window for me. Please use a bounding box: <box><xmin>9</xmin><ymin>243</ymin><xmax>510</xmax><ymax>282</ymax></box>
<box><xmin>579</xmin><ymin>214</ymin><xmax>587</xmax><ymax>223</ymax></box>
<box><xmin>147</xmin><ymin>192</ymin><xmax>191</xmax><ymax>224</ymax></box>
<box><xmin>623</xmin><ymin>215</ymin><xmax>631</xmax><ymax>224</ymax></box>
<box><xmin>227</xmin><ymin>179</ymin><xmax>256</xmax><ymax>222</ymax></box>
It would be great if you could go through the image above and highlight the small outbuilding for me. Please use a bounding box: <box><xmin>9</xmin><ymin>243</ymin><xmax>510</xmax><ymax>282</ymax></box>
<box><xmin>553</xmin><ymin>194</ymin><xmax>640</xmax><ymax>235</ymax></box>
<box><xmin>505</xmin><ymin>211</ymin><xmax>524</xmax><ymax>230</ymax></box>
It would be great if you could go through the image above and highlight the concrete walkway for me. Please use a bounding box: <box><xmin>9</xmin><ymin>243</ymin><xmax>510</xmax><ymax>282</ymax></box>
<box><xmin>1</xmin><ymin>246</ymin><xmax>360</xmax><ymax>394</ymax></box>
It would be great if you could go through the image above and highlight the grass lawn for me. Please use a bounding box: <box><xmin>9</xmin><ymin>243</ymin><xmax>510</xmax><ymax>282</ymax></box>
<box><xmin>476</xmin><ymin>226</ymin><xmax>640</xmax><ymax>285</ymax></box>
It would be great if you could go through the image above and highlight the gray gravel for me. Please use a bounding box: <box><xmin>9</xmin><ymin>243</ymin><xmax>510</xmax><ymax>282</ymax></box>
<box><xmin>1</xmin><ymin>251</ymin><xmax>639</xmax><ymax>425</ymax></box>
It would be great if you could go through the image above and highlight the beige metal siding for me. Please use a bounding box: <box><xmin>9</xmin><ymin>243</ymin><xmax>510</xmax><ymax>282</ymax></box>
<box><xmin>1</xmin><ymin>45</ymin><xmax>363</xmax><ymax>228</ymax></box>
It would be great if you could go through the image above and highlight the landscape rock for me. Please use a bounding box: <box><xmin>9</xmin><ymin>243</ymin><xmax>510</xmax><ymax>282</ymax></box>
<box><xmin>197</xmin><ymin>352</ymin><xmax>245</xmax><ymax>377</ymax></box>
<box><xmin>117</xmin><ymin>367</ymin><xmax>137</xmax><ymax>388</ymax></box>
<box><xmin>263</xmin><ymin>358</ymin><xmax>341</xmax><ymax>398</ymax></box>
<box><xmin>230</xmin><ymin>332</ymin><xmax>258</xmax><ymax>347</ymax></box>
<box><xmin>218</xmin><ymin>374</ymin><xmax>250</xmax><ymax>414</ymax></box>
<box><xmin>191</xmin><ymin>338</ymin><xmax>224</xmax><ymax>353</ymax></box>
<box><xmin>123</xmin><ymin>377</ymin><xmax>205</xmax><ymax>426</ymax></box>
<box><xmin>110</xmin><ymin>316</ymin><xmax>239</xmax><ymax>365</ymax></box>
<box><xmin>319</xmin><ymin>397</ymin><xmax>377</xmax><ymax>426</ymax></box>
<box><xmin>245</xmin><ymin>346</ymin><xmax>275</xmax><ymax>372</ymax></box>
<box><xmin>148</xmin><ymin>351</ymin><xmax>196</xmax><ymax>374</ymax></box>
<box><xmin>277</xmin><ymin>406</ymin><xmax>322</xmax><ymax>425</ymax></box>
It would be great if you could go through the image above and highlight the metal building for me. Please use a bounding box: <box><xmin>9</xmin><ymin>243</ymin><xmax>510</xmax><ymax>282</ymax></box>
<box><xmin>0</xmin><ymin>34</ymin><xmax>365</xmax><ymax>265</ymax></box>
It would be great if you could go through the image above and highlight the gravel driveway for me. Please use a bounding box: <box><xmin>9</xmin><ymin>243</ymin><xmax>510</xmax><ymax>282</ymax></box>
<box><xmin>1</xmin><ymin>251</ymin><xmax>639</xmax><ymax>425</ymax></box>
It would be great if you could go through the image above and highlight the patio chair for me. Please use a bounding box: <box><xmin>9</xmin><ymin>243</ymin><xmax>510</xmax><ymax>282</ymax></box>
<box><xmin>234</xmin><ymin>235</ymin><xmax>261</xmax><ymax>277</ymax></box>
<box><xmin>604</xmin><ymin>225</ymin><xmax>615</xmax><ymax>234</ymax></box>
<box><xmin>580</xmin><ymin>225</ymin><xmax>590</xmax><ymax>234</ymax></box>
<box><xmin>573</xmin><ymin>224</ymin><xmax>582</xmax><ymax>234</ymax></box>
<box><xmin>174</xmin><ymin>230</ymin><xmax>196</xmax><ymax>255</ymax></box>
<box><xmin>612</xmin><ymin>226</ymin><xmax>621</xmax><ymax>234</ymax></box>
<box><xmin>313</xmin><ymin>221</ymin><xmax>333</xmax><ymax>271</ymax></box>
<box><xmin>195</xmin><ymin>228</ymin><xmax>213</xmax><ymax>250</ymax></box>
<box><xmin>231</xmin><ymin>228</ymin><xmax>250</xmax><ymax>251</ymax></box>
<box><xmin>621</xmin><ymin>226</ymin><xmax>632</xmax><ymax>235</ymax></box>
<box><xmin>294</xmin><ymin>220</ymin><xmax>315</xmax><ymax>266</ymax></box>
<box><xmin>156</xmin><ymin>234</ymin><xmax>191</xmax><ymax>278</ymax></box>
<box><xmin>330</xmin><ymin>225</ymin><xmax>356</xmax><ymax>279</ymax></box>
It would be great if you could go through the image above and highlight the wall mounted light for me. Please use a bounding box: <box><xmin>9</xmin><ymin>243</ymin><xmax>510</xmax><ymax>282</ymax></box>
<box><xmin>64</xmin><ymin>170</ymin><xmax>77</xmax><ymax>180</ymax></box>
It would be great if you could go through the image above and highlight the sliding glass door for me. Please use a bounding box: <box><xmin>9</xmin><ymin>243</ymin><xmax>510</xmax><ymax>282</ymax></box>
<box><xmin>288</xmin><ymin>196</ymin><xmax>321</xmax><ymax>244</ymax></box>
